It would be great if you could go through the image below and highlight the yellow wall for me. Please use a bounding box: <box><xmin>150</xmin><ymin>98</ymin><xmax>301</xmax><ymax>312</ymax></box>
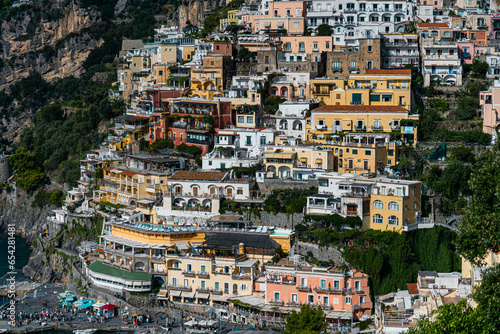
<box><xmin>111</xmin><ymin>225</ymin><xmax>205</xmax><ymax>245</ymax></box>
<box><xmin>160</xmin><ymin>45</ymin><xmax>178</xmax><ymax>64</ymax></box>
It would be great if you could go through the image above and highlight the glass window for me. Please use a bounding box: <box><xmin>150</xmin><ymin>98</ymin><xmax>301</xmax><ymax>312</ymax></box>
<box><xmin>373</xmin><ymin>214</ymin><xmax>383</xmax><ymax>224</ymax></box>
<box><xmin>388</xmin><ymin>202</ymin><xmax>399</xmax><ymax>210</ymax></box>
<box><xmin>373</xmin><ymin>200</ymin><xmax>383</xmax><ymax>209</ymax></box>
<box><xmin>238</xmin><ymin>116</ymin><xmax>244</xmax><ymax>123</ymax></box>
<box><xmin>370</xmin><ymin>94</ymin><xmax>380</xmax><ymax>102</ymax></box>
<box><xmin>345</xmin><ymin>297</ymin><xmax>352</xmax><ymax>304</ymax></box>
<box><xmin>388</xmin><ymin>216</ymin><xmax>399</xmax><ymax>225</ymax></box>
<box><xmin>352</xmin><ymin>149</ymin><xmax>358</xmax><ymax>154</ymax></box>
<box><xmin>365</xmin><ymin>150</ymin><xmax>371</xmax><ymax>155</ymax></box>
<box><xmin>247</xmin><ymin>116</ymin><xmax>254</xmax><ymax>123</ymax></box>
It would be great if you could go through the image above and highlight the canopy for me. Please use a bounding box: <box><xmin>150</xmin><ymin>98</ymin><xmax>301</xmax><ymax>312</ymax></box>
<box><xmin>81</xmin><ymin>302</ymin><xmax>95</xmax><ymax>309</ymax></box>
<box><xmin>101</xmin><ymin>304</ymin><xmax>117</xmax><ymax>310</ymax></box>
<box><xmin>184</xmin><ymin>320</ymin><xmax>198</xmax><ymax>326</ymax></box>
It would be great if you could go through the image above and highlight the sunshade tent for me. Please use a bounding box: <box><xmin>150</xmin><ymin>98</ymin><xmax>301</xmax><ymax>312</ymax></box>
<box><xmin>101</xmin><ymin>304</ymin><xmax>117</xmax><ymax>310</ymax></box>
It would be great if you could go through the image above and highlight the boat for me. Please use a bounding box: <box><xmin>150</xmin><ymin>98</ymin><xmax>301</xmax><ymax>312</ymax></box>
<box><xmin>160</xmin><ymin>326</ymin><xmax>171</xmax><ymax>332</ymax></box>
<box><xmin>73</xmin><ymin>329</ymin><xmax>97</xmax><ymax>334</ymax></box>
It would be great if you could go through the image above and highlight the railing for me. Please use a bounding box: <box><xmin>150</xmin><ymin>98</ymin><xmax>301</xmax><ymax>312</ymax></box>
<box><xmin>196</xmin><ymin>287</ymin><xmax>210</xmax><ymax>293</ymax></box>
<box><xmin>269</xmin><ymin>299</ymin><xmax>284</xmax><ymax>305</ymax></box>
<box><xmin>296</xmin><ymin>285</ymin><xmax>311</xmax><ymax>291</ymax></box>
<box><xmin>232</xmin><ymin>274</ymin><xmax>252</xmax><ymax>280</ymax></box>
<box><xmin>197</xmin><ymin>271</ymin><xmax>210</xmax><ymax>278</ymax></box>
<box><xmin>313</xmin><ymin>286</ymin><xmax>343</xmax><ymax>294</ymax></box>
<box><xmin>345</xmin><ymin>211</ymin><xmax>358</xmax><ymax>216</ymax></box>
<box><xmin>168</xmin><ymin>285</ymin><xmax>192</xmax><ymax>292</ymax></box>
<box><xmin>210</xmin><ymin>289</ymin><xmax>223</xmax><ymax>295</ymax></box>
<box><xmin>268</xmin><ymin>279</ymin><xmax>296</xmax><ymax>285</ymax></box>
<box><xmin>182</xmin><ymin>271</ymin><xmax>196</xmax><ymax>277</ymax></box>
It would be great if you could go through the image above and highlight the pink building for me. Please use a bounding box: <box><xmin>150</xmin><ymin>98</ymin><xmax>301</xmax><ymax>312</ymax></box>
<box><xmin>480</xmin><ymin>80</ymin><xmax>500</xmax><ymax>139</ymax></box>
<box><xmin>262</xmin><ymin>264</ymin><xmax>372</xmax><ymax>323</ymax></box>
<box><xmin>457</xmin><ymin>40</ymin><xmax>476</xmax><ymax>64</ymax></box>
<box><xmin>280</xmin><ymin>36</ymin><xmax>333</xmax><ymax>53</ymax></box>
<box><xmin>246</xmin><ymin>0</ymin><xmax>307</xmax><ymax>35</ymax></box>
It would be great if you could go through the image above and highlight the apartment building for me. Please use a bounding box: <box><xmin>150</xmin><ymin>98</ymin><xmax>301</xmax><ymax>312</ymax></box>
<box><xmin>306</xmin><ymin>173</ymin><xmax>421</xmax><ymax>231</ymax></box>
<box><xmin>263</xmin><ymin>264</ymin><xmax>372</xmax><ymax>321</ymax></box>
<box><xmin>269</xmin><ymin>71</ymin><xmax>316</xmax><ymax>100</ymax></box>
<box><xmin>190</xmin><ymin>54</ymin><xmax>236</xmax><ymax>100</ymax></box>
<box><xmin>326</xmin><ymin>39</ymin><xmax>382</xmax><ymax>80</ymax></box>
<box><xmin>307</xmin><ymin>105</ymin><xmax>419</xmax><ymax>145</ymax></box>
<box><xmin>227</xmin><ymin>74</ymin><xmax>266</xmax><ymax>107</ymax></box>
<box><xmin>248</xmin><ymin>0</ymin><xmax>307</xmax><ymax>35</ymax></box>
<box><xmin>280</xmin><ymin>36</ymin><xmax>334</xmax><ymax>53</ymax></box>
<box><xmin>310</xmin><ymin>69</ymin><xmax>412</xmax><ymax>110</ymax></box>
<box><xmin>479</xmin><ymin>80</ymin><xmax>500</xmax><ymax>140</ymax></box>
<box><xmin>272</xmin><ymin>100</ymin><xmax>319</xmax><ymax>140</ymax></box>
<box><xmin>157</xmin><ymin>171</ymin><xmax>258</xmax><ymax>217</ymax></box>
<box><xmin>262</xmin><ymin>145</ymin><xmax>334</xmax><ymax>180</ymax></box>
<box><xmin>381</xmin><ymin>34</ymin><xmax>420</xmax><ymax>69</ymax></box>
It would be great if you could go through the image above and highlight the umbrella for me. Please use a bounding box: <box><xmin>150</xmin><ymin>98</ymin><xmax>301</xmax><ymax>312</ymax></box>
<box><xmin>184</xmin><ymin>320</ymin><xmax>198</xmax><ymax>327</ymax></box>
<box><xmin>101</xmin><ymin>304</ymin><xmax>117</xmax><ymax>310</ymax></box>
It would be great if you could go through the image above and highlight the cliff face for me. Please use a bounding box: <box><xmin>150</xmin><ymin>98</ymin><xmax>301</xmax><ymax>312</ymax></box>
<box><xmin>0</xmin><ymin>2</ymin><xmax>101</xmax><ymax>89</ymax></box>
<box><xmin>178</xmin><ymin>0</ymin><xmax>224</xmax><ymax>28</ymax></box>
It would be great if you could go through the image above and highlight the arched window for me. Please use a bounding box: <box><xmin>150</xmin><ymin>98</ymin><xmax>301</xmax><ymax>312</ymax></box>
<box><xmin>388</xmin><ymin>202</ymin><xmax>399</xmax><ymax>210</ymax></box>
<box><xmin>388</xmin><ymin>215</ymin><xmax>399</xmax><ymax>225</ymax></box>
<box><xmin>373</xmin><ymin>200</ymin><xmax>383</xmax><ymax>209</ymax></box>
<box><xmin>373</xmin><ymin>214</ymin><xmax>383</xmax><ymax>224</ymax></box>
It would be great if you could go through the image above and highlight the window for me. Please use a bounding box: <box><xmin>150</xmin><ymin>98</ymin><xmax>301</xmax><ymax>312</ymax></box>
<box><xmin>373</xmin><ymin>119</ymin><xmax>381</xmax><ymax>129</ymax></box>
<box><xmin>352</xmin><ymin>149</ymin><xmax>358</xmax><ymax>154</ymax></box>
<box><xmin>326</xmin><ymin>42</ymin><xmax>330</xmax><ymax>48</ymax></box>
<box><xmin>201</xmin><ymin>265</ymin><xmax>206</xmax><ymax>273</ymax></box>
<box><xmin>187</xmin><ymin>264</ymin><xmax>192</xmax><ymax>272</ymax></box>
<box><xmin>350</xmin><ymin>61</ymin><xmax>357</xmax><ymax>69</ymax></box>
<box><xmin>323</xmin><ymin>296</ymin><xmax>329</xmax><ymax>306</ymax></box>
<box><xmin>373</xmin><ymin>214</ymin><xmax>383</xmax><ymax>224</ymax></box>
<box><xmin>333</xmin><ymin>61</ymin><xmax>340</xmax><ymax>69</ymax></box>
<box><xmin>172</xmin><ymin>277</ymin><xmax>178</xmax><ymax>286</ymax></box>
<box><xmin>360</xmin><ymin>296</ymin><xmax>365</xmax><ymax>304</ymax></box>
<box><xmin>414</xmin><ymin>201</ymin><xmax>417</xmax><ymax>210</ymax></box>
<box><xmin>355</xmin><ymin>281</ymin><xmax>361</xmax><ymax>291</ymax></box>
<box><xmin>215</xmin><ymin>282</ymin><xmax>220</xmax><ymax>291</ymax></box>
<box><xmin>368</xmin><ymin>45</ymin><xmax>373</xmax><ymax>52</ymax></box>
<box><xmin>274</xmin><ymin>291</ymin><xmax>280</xmax><ymax>301</ymax></box>
<box><xmin>296</xmin><ymin>8</ymin><xmax>301</xmax><ymax>16</ymax></box>
<box><xmin>285</xmin><ymin>43</ymin><xmax>291</xmax><ymax>51</ymax></box>
<box><xmin>208</xmin><ymin>161</ymin><xmax>212</xmax><ymax>166</ymax></box>
<box><xmin>246</xmin><ymin>136</ymin><xmax>252</xmax><ymax>145</ymax></box>
<box><xmin>365</xmin><ymin>150</ymin><xmax>371</xmax><ymax>155</ymax></box>
<box><xmin>247</xmin><ymin>116</ymin><xmax>254</xmax><ymax>124</ymax></box>
<box><xmin>320</xmin><ymin>279</ymin><xmax>327</xmax><ymax>289</ymax></box>
<box><xmin>359</xmin><ymin>3</ymin><xmax>365</xmax><ymax>10</ymax></box>
<box><xmin>370</xmin><ymin>94</ymin><xmax>380</xmax><ymax>102</ymax></box>
<box><xmin>238</xmin><ymin>116</ymin><xmax>244</xmax><ymax>123</ymax></box>
<box><xmin>301</xmin><ymin>277</ymin><xmax>307</xmax><ymax>287</ymax></box>
<box><xmin>224</xmin><ymin>266</ymin><xmax>230</xmax><ymax>274</ymax></box>
<box><xmin>345</xmin><ymin>297</ymin><xmax>352</xmax><ymax>304</ymax></box>
<box><xmin>291</xmin><ymin>293</ymin><xmax>298</xmax><ymax>303</ymax></box>
<box><xmin>220</xmin><ymin>163</ymin><xmax>226</xmax><ymax>169</ymax></box>
<box><xmin>388</xmin><ymin>215</ymin><xmax>399</xmax><ymax>225</ymax></box>
<box><xmin>299</xmin><ymin>42</ymin><xmax>305</xmax><ymax>51</ymax></box>
<box><xmin>388</xmin><ymin>202</ymin><xmax>399</xmax><ymax>210</ymax></box>
<box><xmin>174</xmin><ymin>261</ymin><xmax>179</xmax><ymax>269</ymax></box>
<box><xmin>201</xmin><ymin>280</ymin><xmax>206</xmax><ymax>289</ymax></box>
<box><xmin>184</xmin><ymin>279</ymin><xmax>189</xmax><ymax>287</ymax></box>
<box><xmin>264</xmin><ymin>56</ymin><xmax>269</xmax><ymax>64</ymax></box>
<box><xmin>373</xmin><ymin>200</ymin><xmax>383</xmax><ymax>209</ymax></box>
<box><xmin>313</xmin><ymin>42</ymin><xmax>318</xmax><ymax>50</ymax></box>
<box><xmin>382</xmin><ymin>94</ymin><xmax>392</xmax><ymax>102</ymax></box>
<box><xmin>241</xmin><ymin>284</ymin><xmax>248</xmax><ymax>291</ymax></box>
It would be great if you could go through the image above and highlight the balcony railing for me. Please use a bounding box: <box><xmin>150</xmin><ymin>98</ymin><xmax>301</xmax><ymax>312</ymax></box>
<box><xmin>196</xmin><ymin>287</ymin><xmax>211</xmax><ymax>293</ymax></box>
<box><xmin>269</xmin><ymin>299</ymin><xmax>284</xmax><ymax>305</ymax></box>
<box><xmin>296</xmin><ymin>285</ymin><xmax>311</xmax><ymax>292</ymax></box>
<box><xmin>168</xmin><ymin>285</ymin><xmax>192</xmax><ymax>292</ymax></box>
<box><xmin>232</xmin><ymin>274</ymin><xmax>252</xmax><ymax>280</ymax></box>
<box><xmin>182</xmin><ymin>271</ymin><xmax>196</xmax><ymax>277</ymax></box>
<box><xmin>313</xmin><ymin>286</ymin><xmax>343</xmax><ymax>294</ymax></box>
<box><xmin>197</xmin><ymin>271</ymin><xmax>210</xmax><ymax>278</ymax></box>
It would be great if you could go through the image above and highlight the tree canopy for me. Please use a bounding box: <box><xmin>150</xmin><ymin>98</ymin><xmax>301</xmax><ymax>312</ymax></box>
<box><xmin>284</xmin><ymin>304</ymin><xmax>327</xmax><ymax>334</ymax></box>
<box><xmin>317</xmin><ymin>24</ymin><xmax>333</xmax><ymax>36</ymax></box>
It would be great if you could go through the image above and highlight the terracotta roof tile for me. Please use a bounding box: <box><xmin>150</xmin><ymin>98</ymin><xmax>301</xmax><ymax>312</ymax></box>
<box><xmin>417</xmin><ymin>22</ymin><xmax>449</xmax><ymax>27</ymax></box>
<box><xmin>407</xmin><ymin>283</ymin><xmax>419</xmax><ymax>295</ymax></box>
<box><xmin>365</xmin><ymin>69</ymin><xmax>412</xmax><ymax>75</ymax></box>
<box><xmin>169</xmin><ymin>171</ymin><xmax>227</xmax><ymax>181</ymax></box>
<box><xmin>312</xmin><ymin>105</ymin><xmax>409</xmax><ymax>112</ymax></box>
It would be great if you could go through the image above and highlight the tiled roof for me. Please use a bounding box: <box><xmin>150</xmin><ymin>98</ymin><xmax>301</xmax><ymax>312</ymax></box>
<box><xmin>169</xmin><ymin>171</ymin><xmax>227</xmax><ymax>181</ymax></box>
<box><xmin>365</xmin><ymin>69</ymin><xmax>412</xmax><ymax>75</ymax></box>
<box><xmin>312</xmin><ymin>105</ymin><xmax>408</xmax><ymax>112</ymax></box>
<box><xmin>407</xmin><ymin>283</ymin><xmax>419</xmax><ymax>295</ymax></box>
<box><xmin>416</xmin><ymin>22</ymin><xmax>449</xmax><ymax>27</ymax></box>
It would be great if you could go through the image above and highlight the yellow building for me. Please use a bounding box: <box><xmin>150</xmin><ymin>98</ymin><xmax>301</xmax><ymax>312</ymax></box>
<box><xmin>165</xmin><ymin>251</ymin><xmax>260</xmax><ymax>305</ymax></box>
<box><xmin>159</xmin><ymin>44</ymin><xmax>178</xmax><ymax>64</ymax></box>
<box><xmin>263</xmin><ymin>146</ymin><xmax>334</xmax><ymax>180</ymax></box>
<box><xmin>190</xmin><ymin>54</ymin><xmax>234</xmax><ymax>99</ymax></box>
<box><xmin>310</xmin><ymin>69</ymin><xmax>412</xmax><ymax>110</ymax></box>
<box><xmin>369</xmin><ymin>178</ymin><xmax>421</xmax><ymax>232</ymax></box>
<box><xmin>220</xmin><ymin>9</ymin><xmax>239</xmax><ymax>31</ymax></box>
<box><xmin>307</xmin><ymin>105</ymin><xmax>419</xmax><ymax>145</ymax></box>
<box><xmin>93</xmin><ymin>167</ymin><xmax>169</xmax><ymax>216</ymax></box>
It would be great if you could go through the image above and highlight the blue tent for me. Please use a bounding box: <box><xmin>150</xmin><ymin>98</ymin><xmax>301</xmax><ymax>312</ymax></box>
<box><xmin>81</xmin><ymin>301</ymin><xmax>95</xmax><ymax>309</ymax></box>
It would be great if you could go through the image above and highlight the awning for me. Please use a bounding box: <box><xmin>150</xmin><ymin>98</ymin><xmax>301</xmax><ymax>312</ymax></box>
<box><xmin>197</xmin><ymin>293</ymin><xmax>210</xmax><ymax>299</ymax></box>
<box><xmin>175</xmin><ymin>241</ymin><xmax>191</xmax><ymax>250</ymax></box>
<box><xmin>169</xmin><ymin>290</ymin><xmax>182</xmax><ymax>297</ymax></box>
<box><xmin>300</xmin><ymin>157</ymin><xmax>307</xmax><ymax>162</ymax></box>
<box><xmin>80</xmin><ymin>302</ymin><xmax>95</xmax><ymax>309</ymax></box>
<box><xmin>264</xmin><ymin>22</ymin><xmax>271</xmax><ymax>27</ymax></box>
<box><xmin>315</xmin><ymin>158</ymin><xmax>323</xmax><ymax>164</ymax></box>
<box><xmin>146</xmin><ymin>188</ymin><xmax>156</xmax><ymax>193</ymax></box>
<box><xmin>157</xmin><ymin>289</ymin><xmax>168</xmax><ymax>298</ymax></box>
<box><xmin>183</xmin><ymin>291</ymin><xmax>196</xmax><ymax>299</ymax></box>
<box><xmin>100</xmin><ymin>304</ymin><xmax>117</xmax><ymax>310</ymax></box>
<box><xmin>277</xmin><ymin>22</ymin><xmax>284</xmax><ymax>28</ymax></box>
<box><xmin>211</xmin><ymin>295</ymin><xmax>229</xmax><ymax>302</ymax></box>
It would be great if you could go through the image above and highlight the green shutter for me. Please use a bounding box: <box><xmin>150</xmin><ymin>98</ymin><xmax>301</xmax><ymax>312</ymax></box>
<box><xmin>370</xmin><ymin>94</ymin><xmax>380</xmax><ymax>102</ymax></box>
<box><xmin>352</xmin><ymin>93</ymin><xmax>362</xmax><ymax>103</ymax></box>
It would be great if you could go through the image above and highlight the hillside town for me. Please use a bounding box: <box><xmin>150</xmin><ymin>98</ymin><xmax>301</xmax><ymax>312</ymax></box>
<box><xmin>2</xmin><ymin>0</ymin><xmax>500</xmax><ymax>332</ymax></box>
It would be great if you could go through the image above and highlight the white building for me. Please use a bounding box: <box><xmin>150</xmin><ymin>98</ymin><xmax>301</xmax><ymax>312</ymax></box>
<box><xmin>421</xmin><ymin>39</ymin><xmax>462</xmax><ymax>86</ymax></box>
<box><xmin>273</xmin><ymin>100</ymin><xmax>318</xmax><ymax>140</ymax></box>
<box><xmin>381</xmin><ymin>34</ymin><xmax>420</xmax><ymax>69</ymax></box>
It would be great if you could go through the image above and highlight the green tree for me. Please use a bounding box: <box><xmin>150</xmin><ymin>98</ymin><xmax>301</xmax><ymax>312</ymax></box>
<box><xmin>407</xmin><ymin>300</ymin><xmax>488</xmax><ymax>334</ymax></box>
<box><xmin>284</xmin><ymin>304</ymin><xmax>327</xmax><ymax>334</ymax></box>
<box><xmin>455</xmin><ymin>97</ymin><xmax>479</xmax><ymax>120</ymax></box>
<box><xmin>456</xmin><ymin>149</ymin><xmax>500</xmax><ymax>265</ymax></box>
<box><xmin>263</xmin><ymin>96</ymin><xmax>285</xmax><ymax>114</ymax></box>
<box><xmin>236</xmin><ymin>47</ymin><xmax>256</xmax><ymax>61</ymax></box>
<box><xmin>449</xmin><ymin>146</ymin><xmax>475</xmax><ymax>163</ymax></box>
<box><xmin>471</xmin><ymin>265</ymin><xmax>500</xmax><ymax>330</ymax></box>
<box><xmin>8</xmin><ymin>148</ymin><xmax>39</xmax><ymax>174</ymax></box>
<box><xmin>471</xmin><ymin>58</ymin><xmax>489</xmax><ymax>79</ymax></box>
<box><xmin>316</xmin><ymin>24</ymin><xmax>333</xmax><ymax>36</ymax></box>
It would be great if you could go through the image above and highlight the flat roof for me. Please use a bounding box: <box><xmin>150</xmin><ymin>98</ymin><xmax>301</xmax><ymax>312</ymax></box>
<box><xmin>313</xmin><ymin>105</ymin><xmax>408</xmax><ymax>113</ymax></box>
<box><xmin>87</xmin><ymin>261</ymin><xmax>152</xmax><ymax>281</ymax></box>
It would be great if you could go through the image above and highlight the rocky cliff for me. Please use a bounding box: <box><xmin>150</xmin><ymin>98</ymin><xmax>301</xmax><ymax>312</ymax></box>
<box><xmin>178</xmin><ymin>0</ymin><xmax>224</xmax><ymax>28</ymax></box>
<box><xmin>0</xmin><ymin>2</ymin><xmax>101</xmax><ymax>89</ymax></box>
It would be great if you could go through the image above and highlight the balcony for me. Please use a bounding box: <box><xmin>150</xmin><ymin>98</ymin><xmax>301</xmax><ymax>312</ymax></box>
<box><xmin>296</xmin><ymin>285</ymin><xmax>311</xmax><ymax>292</ymax></box>
<box><xmin>232</xmin><ymin>274</ymin><xmax>252</xmax><ymax>280</ymax></box>
<box><xmin>351</xmin><ymin>101</ymin><xmax>363</xmax><ymax>106</ymax></box>
<box><xmin>196</xmin><ymin>287</ymin><xmax>211</xmax><ymax>293</ymax></box>
<box><xmin>269</xmin><ymin>299</ymin><xmax>284</xmax><ymax>306</ymax></box>
<box><xmin>316</xmin><ymin>124</ymin><xmax>327</xmax><ymax>130</ymax></box>
<box><xmin>182</xmin><ymin>271</ymin><xmax>196</xmax><ymax>277</ymax></box>
<box><xmin>313</xmin><ymin>286</ymin><xmax>343</xmax><ymax>294</ymax></box>
<box><xmin>346</xmin><ymin>211</ymin><xmax>358</xmax><ymax>216</ymax></box>
<box><xmin>197</xmin><ymin>271</ymin><xmax>210</xmax><ymax>278</ymax></box>
<box><xmin>168</xmin><ymin>285</ymin><xmax>192</xmax><ymax>292</ymax></box>
<box><xmin>371</xmin><ymin>125</ymin><xmax>383</xmax><ymax>130</ymax></box>
<box><xmin>210</xmin><ymin>289</ymin><xmax>223</xmax><ymax>295</ymax></box>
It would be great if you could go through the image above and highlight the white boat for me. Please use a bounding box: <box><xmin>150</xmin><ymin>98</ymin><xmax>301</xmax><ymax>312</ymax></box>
<box><xmin>73</xmin><ymin>329</ymin><xmax>97</xmax><ymax>334</ymax></box>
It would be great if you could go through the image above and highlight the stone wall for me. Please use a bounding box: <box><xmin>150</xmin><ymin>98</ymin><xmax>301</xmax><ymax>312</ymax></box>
<box><xmin>289</xmin><ymin>241</ymin><xmax>347</xmax><ymax>267</ymax></box>
<box><xmin>257</xmin><ymin>179</ymin><xmax>318</xmax><ymax>194</ymax></box>
<box><xmin>227</xmin><ymin>211</ymin><xmax>303</xmax><ymax>229</ymax></box>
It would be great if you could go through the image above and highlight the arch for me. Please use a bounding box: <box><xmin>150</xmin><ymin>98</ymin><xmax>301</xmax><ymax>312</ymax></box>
<box><xmin>280</xmin><ymin>87</ymin><xmax>289</xmax><ymax>98</ymax></box>
<box><xmin>188</xmin><ymin>198</ymin><xmax>200</xmax><ymax>207</ymax></box>
<box><xmin>172</xmin><ymin>184</ymin><xmax>183</xmax><ymax>194</ymax></box>
<box><xmin>430</xmin><ymin>75</ymin><xmax>441</xmax><ymax>82</ymax></box>
<box><xmin>270</xmin><ymin>86</ymin><xmax>278</xmax><ymax>96</ymax></box>
<box><xmin>279</xmin><ymin>119</ymin><xmax>288</xmax><ymax>130</ymax></box>
<box><xmin>191</xmin><ymin>184</ymin><xmax>200</xmax><ymax>196</ymax></box>
<box><xmin>191</xmin><ymin>94</ymin><xmax>200</xmax><ymax>98</ymax></box>
<box><xmin>208</xmin><ymin>184</ymin><xmax>218</xmax><ymax>195</ymax></box>
<box><xmin>232</xmin><ymin>283</ymin><xmax>238</xmax><ymax>294</ymax></box>
<box><xmin>129</xmin><ymin>199</ymin><xmax>136</xmax><ymax>207</ymax></box>
<box><xmin>388</xmin><ymin>202</ymin><xmax>399</xmax><ymax>210</ymax></box>
<box><xmin>202</xmin><ymin>199</ymin><xmax>212</xmax><ymax>208</ymax></box>
<box><xmin>373</xmin><ymin>214</ymin><xmax>383</xmax><ymax>224</ymax></box>
<box><xmin>431</xmin><ymin>30</ymin><xmax>438</xmax><ymax>37</ymax></box>
<box><xmin>173</xmin><ymin>198</ymin><xmax>186</xmax><ymax>207</ymax></box>
<box><xmin>388</xmin><ymin>215</ymin><xmax>399</xmax><ymax>225</ymax></box>
<box><xmin>134</xmin><ymin>262</ymin><xmax>145</xmax><ymax>271</ymax></box>
<box><xmin>372</xmin><ymin>200</ymin><xmax>383</xmax><ymax>209</ymax></box>
<box><xmin>293</xmin><ymin>120</ymin><xmax>302</xmax><ymax>130</ymax></box>
<box><xmin>421</xmin><ymin>30</ymin><xmax>429</xmax><ymax>38</ymax></box>
<box><xmin>369</xmin><ymin>14</ymin><xmax>379</xmax><ymax>22</ymax></box>
<box><xmin>267</xmin><ymin>165</ymin><xmax>276</xmax><ymax>172</ymax></box>
<box><xmin>357</xmin><ymin>14</ymin><xmax>366</xmax><ymax>22</ymax></box>
<box><xmin>444</xmin><ymin>75</ymin><xmax>457</xmax><ymax>84</ymax></box>
<box><xmin>225</xmin><ymin>186</ymin><xmax>234</xmax><ymax>197</ymax></box>
<box><xmin>382</xmin><ymin>14</ymin><xmax>391</xmax><ymax>22</ymax></box>
<box><xmin>394</xmin><ymin>14</ymin><xmax>405</xmax><ymax>23</ymax></box>
<box><xmin>278</xmin><ymin>166</ymin><xmax>291</xmax><ymax>179</ymax></box>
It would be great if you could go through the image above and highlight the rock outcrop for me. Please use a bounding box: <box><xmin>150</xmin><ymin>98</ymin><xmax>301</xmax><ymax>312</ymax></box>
<box><xmin>178</xmin><ymin>0</ymin><xmax>225</xmax><ymax>28</ymax></box>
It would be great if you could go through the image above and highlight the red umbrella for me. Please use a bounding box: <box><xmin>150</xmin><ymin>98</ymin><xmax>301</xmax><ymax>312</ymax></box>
<box><xmin>100</xmin><ymin>304</ymin><xmax>117</xmax><ymax>309</ymax></box>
